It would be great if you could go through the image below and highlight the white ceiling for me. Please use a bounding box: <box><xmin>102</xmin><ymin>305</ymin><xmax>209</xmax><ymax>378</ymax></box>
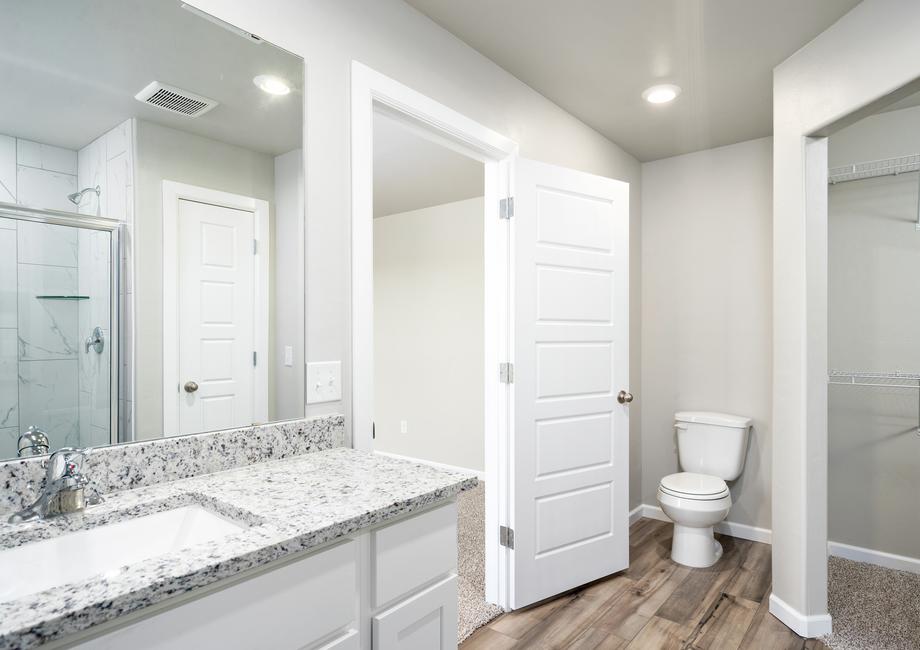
<box><xmin>374</xmin><ymin>112</ymin><xmax>483</xmax><ymax>217</ymax></box>
<box><xmin>1</xmin><ymin>1</ymin><xmax>302</xmax><ymax>155</ymax></box>
<box><xmin>404</xmin><ymin>0</ymin><xmax>863</xmax><ymax>162</ymax></box>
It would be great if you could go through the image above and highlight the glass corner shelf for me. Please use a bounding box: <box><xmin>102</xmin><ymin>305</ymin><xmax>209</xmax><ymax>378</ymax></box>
<box><xmin>35</xmin><ymin>295</ymin><xmax>90</xmax><ymax>300</ymax></box>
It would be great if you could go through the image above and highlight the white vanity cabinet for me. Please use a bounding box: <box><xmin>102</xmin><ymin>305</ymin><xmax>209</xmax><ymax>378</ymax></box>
<box><xmin>68</xmin><ymin>501</ymin><xmax>458</xmax><ymax>650</ymax></box>
<box><xmin>367</xmin><ymin>504</ymin><xmax>459</xmax><ymax>650</ymax></box>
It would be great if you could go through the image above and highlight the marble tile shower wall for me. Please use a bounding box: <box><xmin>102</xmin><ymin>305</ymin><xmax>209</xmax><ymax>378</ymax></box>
<box><xmin>78</xmin><ymin>119</ymin><xmax>135</xmax><ymax>440</ymax></box>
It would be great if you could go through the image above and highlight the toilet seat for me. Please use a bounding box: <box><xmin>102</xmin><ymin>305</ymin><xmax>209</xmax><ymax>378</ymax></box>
<box><xmin>658</xmin><ymin>472</ymin><xmax>729</xmax><ymax>500</ymax></box>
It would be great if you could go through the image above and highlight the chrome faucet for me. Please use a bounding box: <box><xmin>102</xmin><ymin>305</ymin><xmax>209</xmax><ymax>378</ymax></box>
<box><xmin>17</xmin><ymin>426</ymin><xmax>50</xmax><ymax>457</ymax></box>
<box><xmin>8</xmin><ymin>447</ymin><xmax>102</xmax><ymax>523</ymax></box>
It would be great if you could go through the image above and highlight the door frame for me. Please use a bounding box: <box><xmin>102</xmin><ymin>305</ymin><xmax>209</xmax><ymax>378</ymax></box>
<box><xmin>349</xmin><ymin>61</ymin><xmax>518</xmax><ymax>607</ymax></box>
<box><xmin>162</xmin><ymin>181</ymin><xmax>270</xmax><ymax>436</ymax></box>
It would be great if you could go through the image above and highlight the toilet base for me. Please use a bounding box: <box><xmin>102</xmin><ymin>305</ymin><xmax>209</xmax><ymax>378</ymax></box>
<box><xmin>670</xmin><ymin>523</ymin><xmax>723</xmax><ymax>568</ymax></box>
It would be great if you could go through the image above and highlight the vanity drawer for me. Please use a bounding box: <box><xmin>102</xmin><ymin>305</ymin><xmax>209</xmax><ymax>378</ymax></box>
<box><xmin>77</xmin><ymin>539</ymin><xmax>358</xmax><ymax>650</ymax></box>
<box><xmin>372</xmin><ymin>575</ymin><xmax>458</xmax><ymax>650</ymax></box>
<box><xmin>372</xmin><ymin>502</ymin><xmax>457</xmax><ymax>607</ymax></box>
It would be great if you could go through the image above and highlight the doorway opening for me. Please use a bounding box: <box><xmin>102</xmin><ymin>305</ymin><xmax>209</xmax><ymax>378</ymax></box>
<box><xmin>370</xmin><ymin>109</ymin><xmax>500</xmax><ymax>640</ymax></box>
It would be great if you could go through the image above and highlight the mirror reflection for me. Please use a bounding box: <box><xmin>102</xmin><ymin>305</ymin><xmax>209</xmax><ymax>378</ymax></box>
<box><xmin>1</xmin><ymin>1</ymin><xmax>305</xmax><ymax>459</ymax></box>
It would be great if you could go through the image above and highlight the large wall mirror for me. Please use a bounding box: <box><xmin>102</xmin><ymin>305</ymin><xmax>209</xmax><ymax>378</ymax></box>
<box><xmin>1</xmin><ymin>1</ymin><xmax>305</xmax><ymax>460</ymax></box>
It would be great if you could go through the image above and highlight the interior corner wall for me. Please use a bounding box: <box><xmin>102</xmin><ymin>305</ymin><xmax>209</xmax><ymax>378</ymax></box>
<box><xmin>273</xmin><ymin>150</ymin><xmax>306</xmax><ymax>422</ymax></box>
<box><xmin>373</xmin><ymin>197</ymin><xmax>484</xmax><ymax>471</ymax></box>
<box><xmin>640</xmin><ymin>137</ymin><xmax>773</xmax><ymax>530</ymax></box>
<box><xmin>186</xmin><ymin>0</ymin><xmax>642</xmax><ymax>467</ymax></box>
<box><xmin>134</xmin><ymin>120</ymin><xmax>275</xmax><ymax>439</ymax></box>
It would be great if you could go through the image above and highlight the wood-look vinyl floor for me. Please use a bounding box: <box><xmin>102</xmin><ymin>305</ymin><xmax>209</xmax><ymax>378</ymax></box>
<box><xmin>461</xmin><ymin>518</ymin><xmax>828</xmax><ymax>650</ymax></box>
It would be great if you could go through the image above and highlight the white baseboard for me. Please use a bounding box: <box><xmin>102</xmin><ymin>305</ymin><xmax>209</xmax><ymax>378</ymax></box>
<box><xmin>829</xmin><ymin>540</ymin><xmax>920</xmax><ymax>574</ymax></box>
<box><xmin>372</xmin><ymin>450</ymin><xmax>486</xmax><ymax>480</ymax></box>
<box><xmin>638</xmin><ymin>504</ymin><xmax>772</xmax><ymax>545</ymax></box>
<box><xmin>628</xmin><ymin>505</ymin><xmax>643</xmax><ymax>525</ymax></box>
<box><xmin>769</xmin><ymin>593</ymin><xmax>832</xmax><ymax>638</ymax></box>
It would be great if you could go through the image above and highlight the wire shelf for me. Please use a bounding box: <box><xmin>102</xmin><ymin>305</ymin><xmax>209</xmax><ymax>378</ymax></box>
<box><xmin>828</xmin><ymin>370</ymin><xmax>920</xmax><ymax>389</ymax></box>
<box><xmin>828</xmin><ymin>154</ymin><xmax>920</xmax><ymax>184</ymax></box>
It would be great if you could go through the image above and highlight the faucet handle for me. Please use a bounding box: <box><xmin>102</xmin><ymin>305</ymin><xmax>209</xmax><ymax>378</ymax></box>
<box><xmin>45</xmin><ymin>447</ymin><xmax>92</xmax><ymax>481</ymax></box>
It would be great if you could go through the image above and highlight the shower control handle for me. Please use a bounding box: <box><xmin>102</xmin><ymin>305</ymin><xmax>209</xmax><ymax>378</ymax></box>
<box><xmin>184</xmin><ymin>381</ymin><xmax>199</xmax><ymax>393</ymax></box>
<box><xmin>617</xmin><ymin>390</ymin><xmax>634</xmax><ymax>404</ymax></box>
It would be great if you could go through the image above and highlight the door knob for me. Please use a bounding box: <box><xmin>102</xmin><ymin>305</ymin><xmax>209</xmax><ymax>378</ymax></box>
<box><xmin>184</xmin><ymin>381</ymin><xmax>199</xmax><ymax>393</ymax></box>
<box><xmin>617</xmin><ymin>390</ymin><xmax>633</xmax><ymax>404</ymax></box>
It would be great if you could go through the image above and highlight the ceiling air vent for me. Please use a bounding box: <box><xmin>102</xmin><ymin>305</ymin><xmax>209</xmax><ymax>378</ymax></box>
<box><xmin>134</xmin><ymin>81</ymin><xmax>218</xmax><ymax>118</ymax></box>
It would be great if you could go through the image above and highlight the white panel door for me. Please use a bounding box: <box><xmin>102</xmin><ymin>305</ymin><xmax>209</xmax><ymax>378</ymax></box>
<box><xmin>511</xmin><ymin>158</ymin><xmax>629</xmax><ymax>608</ymax></box>
<box><xmin>177</xmin><ymin>199</ymin><xmax>255</xmax><ymax>435</ymax></box>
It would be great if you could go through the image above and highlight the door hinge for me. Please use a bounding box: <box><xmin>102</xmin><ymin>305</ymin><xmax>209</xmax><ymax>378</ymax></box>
<box><xmin>500</xmin><ymin>525</ymin><xmax>514</xmax><ymax>549</ymax></box>
<box><xmin>499</xmin><ymin>362</ymin><xmax>514</xmax><ymax>384</ymax></box>
<box><xmin>253</xmin><ymin>239</ymin><xmax>257</xmax><ymax>254</ymax></box>
<box><xmin>499</xmin><ymin>197</ymin><xmax>514</xmax><ymax>219</ymax></box>
<box><xmin>253</xmin><ymin>351</ymin><xmax>257</xmax><ymax>366</ymax></box>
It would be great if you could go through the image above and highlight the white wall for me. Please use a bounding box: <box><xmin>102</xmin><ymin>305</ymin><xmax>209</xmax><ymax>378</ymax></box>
<box><xmin>188</xmin><ymin>1</ymin><xmax>643</xmax><ymax>493</ymax></box>
<box><xmin>373</xmin><ymin>197</ymin><xmax>484</xmax><ymax>471</ymax></box>
<box><xmin>826</xmin><ymin>105</ymin><xmax>920</xmax><ymax>560</ymax></box>
<box><xmin>273</xmin><ymin>150</ymin><xmax>305</xmax><ymax>421</ymax></box>
<box><xmin>134</xmin><ymin>120</ymin><xmax>275</xmax><ymax>439</ymax></box>
<box><xmin>641</xmin><ymin>137</ymin><xmax>773</xmax><ymax>529</ymax></box>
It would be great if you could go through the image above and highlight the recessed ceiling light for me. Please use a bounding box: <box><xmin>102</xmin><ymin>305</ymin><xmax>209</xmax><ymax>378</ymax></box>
<box><xmin>642</xmin><ymin>84</ymin><xmax>681</xmax><ymax>104</ymax></box>
<box><xmin>253</xmin><ymin>74</ymin><xmax>291</xmax><ymax>96</ymax></box>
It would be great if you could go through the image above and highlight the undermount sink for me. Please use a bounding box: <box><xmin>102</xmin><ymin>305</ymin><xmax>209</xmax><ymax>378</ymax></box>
<box><xmin>0</xmin><ymin>505</ymin><xmax>246</xmax><ymax>603</ymax></box>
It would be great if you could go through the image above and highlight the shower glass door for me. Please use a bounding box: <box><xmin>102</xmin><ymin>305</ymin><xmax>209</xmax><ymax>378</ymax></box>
<box><xmin>0</xmin><ymin>206</ymin><xmax>119</xmax><ymax>458</ymax></box>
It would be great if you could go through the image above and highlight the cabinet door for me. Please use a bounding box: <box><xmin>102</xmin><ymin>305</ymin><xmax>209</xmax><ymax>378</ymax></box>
<box><xmin>373</xmin><ymin>502</ymin><xmax>457</xmax><ymax>608</ymax></box>
<box><xmin>372</xmin><ymin>575</ymin><xmax>457</xmax><ymax>650</ymax></box>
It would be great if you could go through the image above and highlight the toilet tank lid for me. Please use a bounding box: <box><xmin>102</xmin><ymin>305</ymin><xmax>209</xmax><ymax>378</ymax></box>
<box><xmin>675</xmin><ymin>411</ymin><xmax>751</xmax><ymax>428</ymax></box>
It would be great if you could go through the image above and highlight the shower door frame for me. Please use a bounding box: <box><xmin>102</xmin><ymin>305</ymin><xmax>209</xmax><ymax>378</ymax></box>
<box><xmin>0</xmin><ymin>202</ymin><xmax>122</xmax><ymax>447</ymax></box>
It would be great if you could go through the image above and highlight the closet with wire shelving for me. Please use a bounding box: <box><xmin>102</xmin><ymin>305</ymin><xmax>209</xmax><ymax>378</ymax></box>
<box><xmin>827</xmin><ymin>107</ymin><xmax>920</xmax><ymax>569</ymax></box>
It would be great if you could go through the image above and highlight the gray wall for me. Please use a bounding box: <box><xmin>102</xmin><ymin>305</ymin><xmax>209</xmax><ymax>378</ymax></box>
<box><xmin>189</xmin><ymin>2</ymin><xmax>643</xmax><ymax>499</ymax></box>
<box><xmin>827</xmin><ymin>104</ymin><xmax>920</xmax><ymax>559</ymax></box>
<box><xmin>134</xmin><ymin>120</ymin><xmax>275</xmax><ymax>439</ymax></box>
<box><xmin>273</xmin><ymin>150</ymin><xmax>306</xmax><ymax>422</ymax></box>
<box><xmin>374</xmin><ymin>198</ymin><xmax>484</xmax><ymax>471</ymax></box>
<box><xmin>640</xmin><ymin>137</ymin><xmax>773</xmax><ymax>530</ymax></box>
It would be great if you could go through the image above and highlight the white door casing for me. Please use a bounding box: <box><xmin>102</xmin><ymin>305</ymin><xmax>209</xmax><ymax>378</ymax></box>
<box><xmin>510</xmin><ymin>158</ymin><xmax>630</xmax><ymax>608</ymax></box>
<box><xmin>163</xmin><ymin>182</ymin><xmax>269</xmax><ymax>436</ymax></box>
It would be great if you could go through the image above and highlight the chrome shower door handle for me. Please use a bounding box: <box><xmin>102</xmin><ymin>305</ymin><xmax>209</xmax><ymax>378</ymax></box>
<box><xmin>184</xmin><ymin>381</ymin><xmax>199</xmax><ymax>393</ymax></box>
<box><xmin>617</xmin><ymin>390</ymin><xmax>634</xmax><ymax>404</ymax></box>
<box><xmin>85</xmin><ymin>327</ymin><xmax>104</xmax><ymax>354</ymax></box>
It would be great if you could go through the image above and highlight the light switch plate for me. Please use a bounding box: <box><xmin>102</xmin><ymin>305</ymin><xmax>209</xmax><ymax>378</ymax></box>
<box><xmin>284</xmin><ymin>346</ymin><xmax>294</xmax><ymax>367</ymax></box>
<box><xmin>306</xmin><ymin>361</ymin><xmax>342</xmax><ymax>404</ymax></box>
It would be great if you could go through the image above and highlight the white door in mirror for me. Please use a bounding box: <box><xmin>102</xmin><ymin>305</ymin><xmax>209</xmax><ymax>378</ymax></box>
<box><xmin>307</xmin><ymin>361</ymin><xmax>342</xmax><ymax>403</ymax></box>
<box><xmin>177</xmin><ymin>199</ymin><xmax>255</xmax><ymax>434</ymax></box>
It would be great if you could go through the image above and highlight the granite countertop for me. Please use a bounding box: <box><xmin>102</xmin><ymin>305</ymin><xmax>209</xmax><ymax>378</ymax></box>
<box><xmin>0</xmin><ymin>448</ymin><xmax>477</xmax><ymax>649</ymax></box>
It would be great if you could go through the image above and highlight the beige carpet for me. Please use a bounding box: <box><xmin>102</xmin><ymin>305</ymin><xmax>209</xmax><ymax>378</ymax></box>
<box><xmin>457</xmin><ymin>482</ymin><xmax>504</xmax><ymax>643</ymax></box>
<box><xmin>822</xmin><ymin>556</ymin><xmax>920</xmax><ymax>650</ymax></box>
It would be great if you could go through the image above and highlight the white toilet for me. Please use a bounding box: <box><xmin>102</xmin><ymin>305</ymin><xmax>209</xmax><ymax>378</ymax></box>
<box><xmin>657</xmin><ymin>411</ymin><xmax>751</xmax><ymax>568</ymax></box>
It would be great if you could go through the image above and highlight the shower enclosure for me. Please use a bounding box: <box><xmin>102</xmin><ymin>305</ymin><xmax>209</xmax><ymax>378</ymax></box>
<box><xmin>0</xmin><ymin>204</ymin><xmax>120</xmax><ymax>458</ymax></box>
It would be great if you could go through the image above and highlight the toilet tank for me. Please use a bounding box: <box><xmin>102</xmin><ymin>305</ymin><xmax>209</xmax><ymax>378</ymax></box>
<box><xmin>675</xmin><ymin>411</ymin><xmax>751</xmax><ymax>480</ymax></box>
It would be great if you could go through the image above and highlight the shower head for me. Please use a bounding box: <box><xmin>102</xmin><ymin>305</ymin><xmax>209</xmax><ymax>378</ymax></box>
<box><xmin>67</xmin><ymin>185</ymin><xmax>101</xmax><ymax>206</ymax></box>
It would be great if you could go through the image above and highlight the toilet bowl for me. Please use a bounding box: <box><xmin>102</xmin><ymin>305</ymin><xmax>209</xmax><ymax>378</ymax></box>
<box><xmin>657</xmin><ymin>411</ymin><xmax>751</xmax><ymax>568</ymax></box>
<box><xmin>657</xmin><ymin>472</ymin><xmax>731</xmax><ymax>567</ymax></box>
